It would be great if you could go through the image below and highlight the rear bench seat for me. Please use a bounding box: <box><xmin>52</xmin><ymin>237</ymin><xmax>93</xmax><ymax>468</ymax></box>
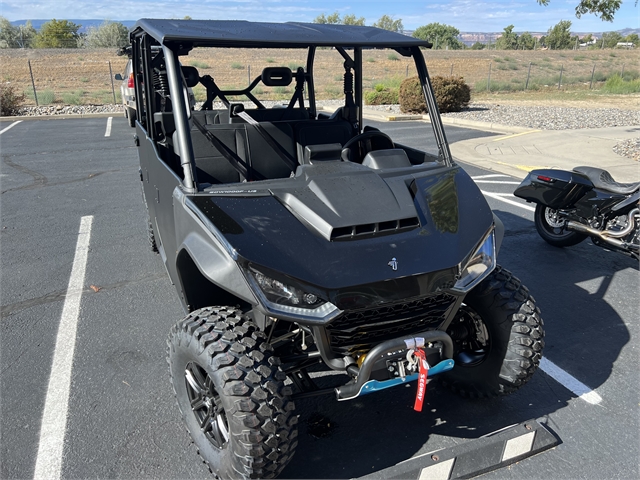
<box><xmin>188</xmin><ymin>121</ymin><xmax>297</xmax><ymax>184</ymax></box>
<box><xmin>186</xmin><ymin>114</ymin><xmax>355</xmax><ymax>185</ymax></box>
<box><xmin>191</xmin><ymin>107</ymin><xmax>309</xmax><ymax>125</ymax></box>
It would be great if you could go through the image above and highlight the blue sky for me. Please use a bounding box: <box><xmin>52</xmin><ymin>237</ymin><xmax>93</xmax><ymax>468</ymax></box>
<box><xmin>1</xmin><ymin>0</ymin><xmax>638</xmax><ymax>32</ymax></box>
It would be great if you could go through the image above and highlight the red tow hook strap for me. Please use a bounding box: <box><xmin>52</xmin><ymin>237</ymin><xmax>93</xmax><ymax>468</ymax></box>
<box><xmin>413</xmin><ymin>348</ymin><xmax>429</xmax><ymax>412</ymax></box>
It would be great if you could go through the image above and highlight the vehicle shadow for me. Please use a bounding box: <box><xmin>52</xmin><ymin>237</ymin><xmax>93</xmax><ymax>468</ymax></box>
<box><xmin>280</xmin><ymin>209</ymin><xmax>633</xmax><ymax>479</ymax></box>
<box><xmin>496</xmin><ymin>209</ymin><xmax>635</xmax><ymax>393</ymax></box>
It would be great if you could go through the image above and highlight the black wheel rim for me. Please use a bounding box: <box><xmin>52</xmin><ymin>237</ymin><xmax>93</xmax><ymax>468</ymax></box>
<box><xmin>447</xmin><ymin>305</ymin><xmax>490</xmax><ymax>367</ymax></box>
<box><xmin>541</xmin><ymin>207</ymin><xmax>572</xmax><ymax>238</ymax></box>
<box><xmin>185</xmin><ymin>362</ymin><xmax>229</xmax><ymax>450</ymax></box>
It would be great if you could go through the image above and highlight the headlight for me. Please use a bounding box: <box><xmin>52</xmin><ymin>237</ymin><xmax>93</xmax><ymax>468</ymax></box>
<box><xmin>247</xmin><ymin>267</ymin><xmax>341</xmax><ymax>321</ymax></box>
<box><xmin>453</xmin><ymin>230</ymin><xmax>496</xmax><ymax>292</ymax></box>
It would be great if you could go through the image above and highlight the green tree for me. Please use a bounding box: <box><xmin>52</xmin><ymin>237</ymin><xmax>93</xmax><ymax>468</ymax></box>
<box><xmin>33</xmin><ymin>19</ymin><xmax>81</xmax><ymax>48</ymax></box>
<box><xmin>412</xmin><ymin>23</ymin><xmax>463</xmax><ymax>49</ymax></box>
<box><xmin>372</xmin><ymin>15</ymin><xmax>403</xmax><ymax>33</ymax></box>
<box><xmin>313</xmin><ymin>12</ymin><xmax>341</xmax><ymax>24</ymax></box>
<box><xmin>16</xmin><ymin>21</ymin><xmax>37</xmax><ymax>48</ymax></box>
<box><xmin>0</xmin><ymin>16</ymin><xmax>18</xmax><ymax>48</ymax></box>
<box><xmin>0</xmin><ymin>18</ymin><xmax>38</xmax><ymax>48</ymax></box>
<box><xmin>536</xmin><ymin>0</ymin><xmax>624</xmax><ymax>22</ymax></box>
<box><xmin>624</xmin><ymin>33</ymin><xmax>639</xmax><ymax>45</ymax></box>
<box><xmin>313</xmin><ymin>12</ymin><xmax>365</xmax><ymax>26</ymax></box>
<box><xmin>86</xmin><ymin>21</ymin><xmax>128</xmax><ymax>48</ymax></box>
<box><xmin>517</xmin><ymin>32</ymin><xmax>536</xmax><ymax>49</ymax></box>
<box><xmin>495</xmin><ymin>25</ymin><xmax>518</xmax><ymax>49</ymax></box>
<box><xmin>343</xmin><ymin>14</ymin><xmax>366</xmax><ymax>26</ymax></box>
<box><xmin>545</xmin><ymin>20</ymin><xmax>573</xmax><ymax>49</ymax></box>
<box><xmin>470</xmin><ymin>41</ymin><xmax>486</xmax><ymax>50</ymax></box>
<box><xmin>602</xmin><ymin>31</ymin><xmax>623</xmax><ymax>48</ymax></box>
<box><xmin>582</xmin><ymin>33</ymin><xmax>593</xmax><ymax>43</ymax></box>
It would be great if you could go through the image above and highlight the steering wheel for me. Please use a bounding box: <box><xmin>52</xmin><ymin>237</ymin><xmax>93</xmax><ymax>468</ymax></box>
<box><xmin>341</xmin><ymin>131</ymin><xmax>395</xmax><ymax>163</ymax></box>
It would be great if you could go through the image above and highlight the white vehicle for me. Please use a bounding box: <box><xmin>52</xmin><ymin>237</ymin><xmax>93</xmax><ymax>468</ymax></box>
<box><xmin>116</xmin><ymin>46</ymin><xmax>195</xmax><ymax>127</ymax></box>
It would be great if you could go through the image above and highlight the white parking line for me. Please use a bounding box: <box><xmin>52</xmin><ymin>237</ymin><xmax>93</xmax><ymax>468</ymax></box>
<box><xmin>481</xmin><ymin>191</ymin><xmax>536</xmax><ymax>212</ymax></box>
<box><xmin>33</xmin><ymin>216</ymin><xmax>94</xmax><ymax>480</ymax></box>
<box><xmin>540</xmin><ymin>357</ymin><xmax>603</xmax><ymax>405</ymax></box>
<box><xmin>0</xmin><ymin>120</ymin><xmax>22</xmax><ymax>135</ymax></box>
<box><xmin>472</xmin><ymin>174</ymin><xmax>510</xmax><ymax>179</ymax></box>
<box><xmin>474</xmin><ymin>180</ymin><xmax>521</xmax><ymax>185</ymax></box>
<box><xmin>104</xmin><ymin>117</ymin><xmax>113</xmax><ymax>137</ymax></box>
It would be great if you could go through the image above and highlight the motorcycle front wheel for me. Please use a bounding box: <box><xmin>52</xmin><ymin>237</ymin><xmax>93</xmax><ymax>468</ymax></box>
<box><xmin>534</xmin><ymin>204</ymin><xmax>587</xmax><ymax>247</ymax></box>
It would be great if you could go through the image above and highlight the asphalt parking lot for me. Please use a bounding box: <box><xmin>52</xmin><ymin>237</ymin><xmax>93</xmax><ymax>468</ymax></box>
<box><xmin>1</xmin><ymin>116</ymin><xmax>638</xmax><ymax>479</ymax></box>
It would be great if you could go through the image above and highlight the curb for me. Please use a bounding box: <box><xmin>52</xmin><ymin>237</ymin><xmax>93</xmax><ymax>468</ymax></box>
<box><xmin>439</xmin><ymin>117</ymin><xmax>530</xmax><ymax>135</ymax></box>
<box><xmin>319</xmin><ymin>105</ymin><xmax>523</xmax><ymax>135</ymax></box>
<box><xmin>0</xmin><ymin>112</ymin><xmax>121</xmax><ymax>121</ymax></box>
<box><xmin>366</xmin><ymin>111</ymin><xmax>529</xmax><ymax>135</ymax></box>
<box><xmin>4</xmin><ymin>107</ymin><xmax>523</xmax><ymax>135</ymax></box>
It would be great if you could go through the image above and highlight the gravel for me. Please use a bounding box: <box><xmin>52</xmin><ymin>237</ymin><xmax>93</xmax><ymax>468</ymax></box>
<box><xmin>440</xmin><ymin>103</ymin><xmax>639</xmax><ymax>130</ymax></box>
<box><xmin>613</xmin><ymin>137</ymin><xmax>640</xmax><ymax>162</ymax></box>
<box><xmin>15</xmin><ymin>104</ymin><xmax>124</xmax><ymax>116</ymax></box>
<box><xmin>10</xmin><ymin>101</ymin><xmax>639</xmax><ymax>161</ymax></box>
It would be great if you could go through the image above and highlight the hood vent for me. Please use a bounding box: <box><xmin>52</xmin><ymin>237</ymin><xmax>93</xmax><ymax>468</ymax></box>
<box><xmin>330</xmin><ymin>217</ymin><xmax>420</xmax><ymax>241</ymax></box>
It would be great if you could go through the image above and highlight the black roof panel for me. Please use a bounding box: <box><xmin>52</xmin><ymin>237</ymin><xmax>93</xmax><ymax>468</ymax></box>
<box><xmin>132</xmin><ymin>19</ymin><xmax>431</xmax><ymax>49</ymax></box>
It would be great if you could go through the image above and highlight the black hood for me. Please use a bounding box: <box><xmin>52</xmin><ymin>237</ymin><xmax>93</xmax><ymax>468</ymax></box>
<box><xmin>190</xmin><ymin>164</ymin><xmax>493</xmax><ymax>303</ymax></box>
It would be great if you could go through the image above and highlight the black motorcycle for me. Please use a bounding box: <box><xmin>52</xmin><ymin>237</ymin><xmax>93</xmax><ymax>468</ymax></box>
<box><xmin>514</xmin><ymin>166</ymin><xmax>639</xmax><ymax>260</ymax></box>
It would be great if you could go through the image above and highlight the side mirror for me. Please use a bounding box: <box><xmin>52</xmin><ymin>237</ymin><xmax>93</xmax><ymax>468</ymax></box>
<box><xmin>114</xmin><ymin>73</ymin><xmax>123</xmax><ymax>81</ymax></box>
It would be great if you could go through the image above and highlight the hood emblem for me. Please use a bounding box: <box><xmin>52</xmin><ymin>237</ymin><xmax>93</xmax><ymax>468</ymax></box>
<box><xmin>388</xmin><ymin>257</ymin><xmax>398</xmax><ymax>271</ymax></box>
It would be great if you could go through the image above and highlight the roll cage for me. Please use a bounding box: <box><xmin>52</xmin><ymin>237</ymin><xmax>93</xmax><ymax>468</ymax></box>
<box><xmin>129</xmin><ymin>19</ymin><xmax>453</xmax><ymax>193</ymax></box>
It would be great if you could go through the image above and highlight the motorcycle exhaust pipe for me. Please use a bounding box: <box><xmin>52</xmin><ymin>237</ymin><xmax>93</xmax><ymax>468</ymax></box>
<box><xmin>567</xmin><ymin>208</ymin><xmax>639</xmax><ymax>250</ymax></box>
<box><xmin>567</xmin><ymin>221</ymin><xmax>625</xmax><ymax>248</ymax></box>
<box><xmin>567</xmin><ymin>221</ymin><xmax>638</xmax><ymax>251</ymax></box>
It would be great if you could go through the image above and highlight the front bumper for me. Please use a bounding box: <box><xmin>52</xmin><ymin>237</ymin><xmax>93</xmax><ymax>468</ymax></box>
<box><xmin>335</xmin><ymin>330</ymin><xmax>454</xmax><ymax>401</ymax></box>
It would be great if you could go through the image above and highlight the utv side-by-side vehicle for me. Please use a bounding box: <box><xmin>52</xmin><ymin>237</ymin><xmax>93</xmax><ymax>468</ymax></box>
<box><xmin>129</xmin><ymin>19</ymin><xmax>545</xmax><ymax>479</ymax></box>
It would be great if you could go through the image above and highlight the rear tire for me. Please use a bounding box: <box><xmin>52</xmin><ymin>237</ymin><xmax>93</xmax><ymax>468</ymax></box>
<box><xmin>441</xmin><ymin>266</ymin><xmax>544</xmax><ymax>398</ymax></box>
<box><xmin>126</xmin><ymin>106</ymin><xmax>136</xmax><ymax>128</ymax></box>
<box><xmin>147</xmin><ymin>218</ymin><xmax>159</xmax><ymax>253</ymax></box>
<box><xmin>167</xmin><ymin>307</ymin><xmax>297</xmax><ymax>479</ymax></box>
<box><xmin>534</xmin><ymin>204</ymin><xmax>587</xmax><ymax>247</ymax></box>
<box><xmin>140</xmin><ymin>187</ymin><xmax>159</xmax><ymax>254</ymax></box>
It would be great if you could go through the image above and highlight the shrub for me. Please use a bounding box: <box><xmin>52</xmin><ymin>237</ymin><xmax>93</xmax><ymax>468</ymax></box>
<box><xmin>39</xmin><ymin>89</ymin><xmax>56</xmax><ymax>105</ymax></box>
<box><xmin>0</xmin><ymin>84</ymin><xmax>25</xmax><ymax>115</ymax></box>
<box><xmin>399</xmin><ymin>76</ymin><xmax>470</xmax><ymax>113</ymax></box>
<box><xmin>602</xmin><ymin>74</ymin><xmax>640</xmax><ymax>94</ymax></box>
<box><xmin>365</xmin><ymin>88</ymin><xmax>399</xmax><ymax>105</ymax></box>
<box><xmin>324</xmin><ymin>85</ymin><xmax>342</xmax><ymax>98</ymax></box>
<box><xmin>62</xmin><ymin>90</ymin><xmax>83</xmax><ymax>105</ymax></box>
<box><xmin>190</xmin><ymin>60</ymin><xmax>210</xmax><ymax>69</ymax></box>
<box><xmin>387</xmin><ymin>53</ymin><xmax>399</xmax><ymax>61</ymax></box>
<box><xmin>399</xmin><ymin>77</ymin><xmax>425</xmax><ymax>113</ymax></box>
<box><xmin>231</xmin><ymin>62</ymin><xmax>244</xmax><ymax>70</ymax></box>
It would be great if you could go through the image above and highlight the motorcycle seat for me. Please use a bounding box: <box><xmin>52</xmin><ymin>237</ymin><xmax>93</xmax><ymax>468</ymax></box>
<box><xmin>573</xmin><ymin>166</ymin><xmax>640</xmax><ymax>195</ymax></box>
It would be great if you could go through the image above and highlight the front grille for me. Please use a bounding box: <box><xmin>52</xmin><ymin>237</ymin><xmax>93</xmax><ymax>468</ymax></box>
<box><xmin>326</xmin><ymin>293</ymin><xmax>456</xmax><ymax>356</ymax></box>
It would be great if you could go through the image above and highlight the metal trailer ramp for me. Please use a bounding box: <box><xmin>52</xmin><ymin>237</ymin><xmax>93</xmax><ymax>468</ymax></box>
<box><xmin>358</xmin><ymin>419</ymin><xmax>560</xmax><ymax>480</ymax></box>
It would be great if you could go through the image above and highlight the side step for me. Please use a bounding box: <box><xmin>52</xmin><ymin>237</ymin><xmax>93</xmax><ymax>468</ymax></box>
<box><xmin>357</xmin><ymin>419</ymin><xmax>560</xmax><ymax>480</ymax></box>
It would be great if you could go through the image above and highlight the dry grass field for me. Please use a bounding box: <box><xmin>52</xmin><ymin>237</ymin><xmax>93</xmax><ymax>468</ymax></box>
<box><xmin>1</xmin><ymin>47</ymin><xmax>638</xmax><ymax>108</ymax></box>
